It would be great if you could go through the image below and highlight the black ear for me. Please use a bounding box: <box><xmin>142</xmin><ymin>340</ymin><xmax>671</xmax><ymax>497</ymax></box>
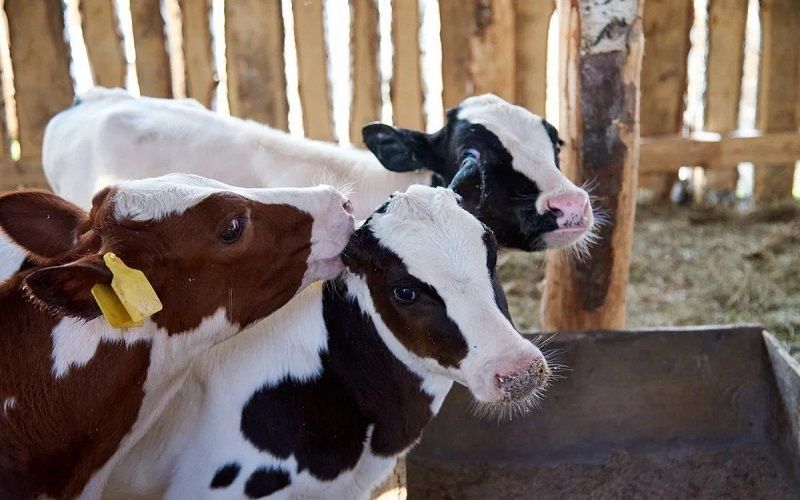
<box><xmin>448</xmin><ymin>158</ymin><xmax>484</xmax><ymax>211</ymax></box>
<box><xmin>25</xmin><ymin>256</ymin><xmax>112</xmax><ymax>320</ymax></box>
<box><xmin>362</xmin><ymin>123</ymin><xmax>435</xmax><ymax>173</ymax></box>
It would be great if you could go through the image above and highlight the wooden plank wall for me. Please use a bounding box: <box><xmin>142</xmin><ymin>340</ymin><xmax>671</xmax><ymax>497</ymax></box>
<box><xmin>0</xmin><ymin>0</ymin><xmax>797</xmax><ymax>200</ymax></box>
<box><xmin>703</xmin><ymin>0</ymin><xmax>748</xmax><ymax>195</ymax></box>
<box><xmin>4</xmin><ymin>0</ymin><xmax>74</xmax><ymax>188</ymax></box>
<box><xmin>638</xmin><ymin>0</ymin><xmax>693</xmax><ymax>200</ymax></box>
<box><xmin>754</xmin><ymin>0</ymin><xmax>800</xmax><ymax>202</ymax></box>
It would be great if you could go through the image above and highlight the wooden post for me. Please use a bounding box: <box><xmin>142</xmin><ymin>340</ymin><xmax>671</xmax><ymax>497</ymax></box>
<box><xmin>703</xmin><ymin>0</ymin><xmax>747</xmax><ymax>197</ymax></box>
<box><xmin>754</xmin><ymin>0</ymin><xmax>799</xmax><ymax>203</ymax></box>
<box><xmin>5</xmin><ymin>0</ymin><xmax>74</xmax><ymax>188</ymax></box>
<box><xmin>80</xmin><ymin>0</ymin><xmax>126</xmax><ymax>88</ymax></box>
<box><xmin>638</xmin><ymin>0</ymin><xmax>692</xmax><ymax>201</ymax></box>
<box><xmin>292</xmin><ymin>0</ymin><xmax>334</xmax><ymax>141</ymax></box>
<box><xmin>514</xmin><ymin>0</ymin><xmax>554</xmax><ymax>115</ymax></box>
<box><xmin>179</xmin><ymin>0</ymin><xmax>215</xmax><ymax>108</ymax></box>
<box><xmin>391</xmin><ymin>0</ymin><xmax>425</xmax><ymax>130</ymax></box>
<box><xmin>541</xmin><ymin>0</ymin><xmax>644</xmax><ymax>331</ymax></box>
<box><xmin>350</xmin><ymin>0</ymin><xmax>381</xmax><ymax>145</ymax></box>
<box><xmin>225</xmin><ymin>0</ymin><xmax>288</xmax><ymax>129</ymax></box>
<box><xmin>130</xmin><ymin>0</ymin><xmax>172</xmax><ymax>97</ymax></box>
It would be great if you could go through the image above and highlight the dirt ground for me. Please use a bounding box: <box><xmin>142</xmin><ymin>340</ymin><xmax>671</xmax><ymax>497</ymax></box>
<box><xmin>498</xmin><ymin>202</ymin><xmax>800</xmax><ymax>359</ymax></box>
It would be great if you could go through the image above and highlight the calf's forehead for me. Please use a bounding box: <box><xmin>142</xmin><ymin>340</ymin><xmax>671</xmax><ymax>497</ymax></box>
<box><xmin>109</xmin><ymin>174</ymin><xmax>329</xmax><ymax>222</ymax></box>
<box><xmin>456</xmin><ymin>98</ymin><xmax>567</xmax><ymax>191</ymax></box>
<box><xmin>369</xmin><ymin>187</ymin><xmax>492</xmax><ymax>287</ymax></box>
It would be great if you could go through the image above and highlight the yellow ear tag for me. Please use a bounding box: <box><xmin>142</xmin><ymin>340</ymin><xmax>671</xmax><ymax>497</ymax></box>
<box><xmin>90</xmin><ymin>252</ymin><xmax>163</xmax><ymax>329</ymax></box>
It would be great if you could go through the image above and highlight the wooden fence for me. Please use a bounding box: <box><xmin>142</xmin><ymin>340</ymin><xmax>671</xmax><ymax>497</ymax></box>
<box><xmin>0</xmin><ymin>0</ymin><xmax>798</xmax><ymax>202</ymax></box>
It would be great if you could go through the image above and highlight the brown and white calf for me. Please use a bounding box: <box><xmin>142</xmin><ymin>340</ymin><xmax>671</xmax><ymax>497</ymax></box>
<box><xmin>106</xmin><ymin>186</ymin><xmax>551</xmax><ymax>500</ymax></box>
<box><xmin>0</xmin><ymin>173</ymin><xmax>353</xmax><ymax>499</ymax></box>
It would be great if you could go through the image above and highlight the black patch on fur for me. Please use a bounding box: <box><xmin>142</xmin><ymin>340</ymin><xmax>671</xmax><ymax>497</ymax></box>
<box><xmin>363</xmin><ymin>107</ymin><xmax>563</xmax><ymax>251</ymax></box>
<box><xmin>209</xmin><ymin>463</ymin><xmax>241</xmax><ymax>489</ymax></box>
<box><xmin>243</xmin><ymin>467</ymin><xmax>290</xmax><ymax>498</ymax></box>
<box><xmin>240</xmin><ymin>276</ymin><xmax>435</xmax><ymax>481</ymax></box>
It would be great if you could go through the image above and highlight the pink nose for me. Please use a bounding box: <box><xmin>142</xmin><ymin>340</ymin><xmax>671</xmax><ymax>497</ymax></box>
<box><xmin>495</xmin><ymin>355</ymin><xmax>550</xmax><ymax>401</ymax></box>
<box><xmin>546</xmin><ymin>192</ymin><xmax>590</xmax><ymax>229</ymax></box>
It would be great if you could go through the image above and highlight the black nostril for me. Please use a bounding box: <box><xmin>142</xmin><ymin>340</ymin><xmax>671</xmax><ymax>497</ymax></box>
<box><xmin>550</xmin><ymin>208</ymin><xmax>563</xmax><ymax>218</ymax></box>
<box><xmin>343</xmin><ymin>200</ymin><xmax>353</xmax><ymax>214</ymax></box>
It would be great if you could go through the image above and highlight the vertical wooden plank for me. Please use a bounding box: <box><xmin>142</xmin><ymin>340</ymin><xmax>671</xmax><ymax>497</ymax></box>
<box><xmin>225</xmin><ymin>0</ymin><xmax>288</xmax><ymax>128</ymax></box>
<box><xmin>391</xmin><ymin>0</ymin><xmax>424</xmax><ymax>130</ymax></box>
<box><xmin>439</xmin><ymin>0</ymin><xmax>515</xmax><ymax>110</ymax></box>
<box><xmin>292</xmin><ymin>0</ymin><xmax>334</xmax><ymax>141</ymax></box>
<box><xmin>542</xmin><ymin>0</ymin><xmax>644</xmax><ymax>331</ymax></box>
<box><xmin>178</xmin><ymin>0</ymin><xmax>215</xmax><ymax>107</ymax></box>
<box><xmin>0</xmin><ymin>61</ymin><xmax>13</xmax><ymax>190</ymax></box>
<box><xmin>5</xmin><ymin>0</ymin><xmax>74</xmax><ymax>187</ymax></box>
<box><xmin>703</xmin><ymin>0</ymin><xmax>747</xmax><ymax>196</ymax></box>
<box><xmin>130</xmin><ymin>0</ymin><xmax>172</xmax><ymax>97</ymax></box>
<box><xmin>469</xmin><ymin>0</ymin><xmax>515</xmax><ymax>100</ymax></box>
<box><xmin>80</xmin><ymin>0</ymin><xmax>126</xmax><ymax>88</ymax></box>
<box><xmin>638</xmin><ymin>0</ymin><xmax>693</xmax><ymax>200</ymax></box>
<box><xmin>439</xmin><ymin>0</ymin><xmax>472</xmax><ymax>109</ymax></box>
<box><xmin>754</xmin><ymin>0</ymin><xmax>800</xmax><ymax>203</ymax></box>
<box><xmin>514</xmin><ymin>0</ymin><xmax>554</xmax><ymax>115</ymax></box>
<box><xmin>350</xmin><ymin>0</ymin><xmax>380</xmax><ymax>145</ymax></box>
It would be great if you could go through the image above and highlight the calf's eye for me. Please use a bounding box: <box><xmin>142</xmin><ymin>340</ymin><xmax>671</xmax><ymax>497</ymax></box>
<box><xmin>392</xmin><ymin>287</ymin><xmax>417</xmax><ymax>304</ymax></box>
<box><xmin>221</xmin><ymin>217</ymin><xmax>247</xmax><ymax>244</ymax></box>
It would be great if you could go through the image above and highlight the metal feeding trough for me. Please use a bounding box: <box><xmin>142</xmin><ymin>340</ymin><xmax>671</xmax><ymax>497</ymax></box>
<box><xmin>407</xmin><ymin>326</ymin><xmax>800</xmax><ymax>499</ymax></box>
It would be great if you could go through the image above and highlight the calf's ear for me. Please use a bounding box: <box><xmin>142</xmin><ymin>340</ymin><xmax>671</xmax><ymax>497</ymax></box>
<box><xmin>24</xmin><ymin>256</ymin><xmax>112</xmax><ymax>320</ymax></box>
<box><xmin>0</xmin><ymin>190</ymin><xmax>88</xmax><ymax>259</ymax></box>
<box><xmin>362</xmin><ymin>123</ymin><xmax>436</xmax><ymax>173</ymax></box>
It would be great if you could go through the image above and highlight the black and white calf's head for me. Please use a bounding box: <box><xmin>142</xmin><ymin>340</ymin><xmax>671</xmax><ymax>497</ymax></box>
<box><xmin>363</xmin><ymin>94</ymin><xmax>594</xmax><ymax>253</ymax></box>
<box><xmin>343</xmin><ymin>185</ymin><xmax>550</xmax><ymax>417</ymax></box>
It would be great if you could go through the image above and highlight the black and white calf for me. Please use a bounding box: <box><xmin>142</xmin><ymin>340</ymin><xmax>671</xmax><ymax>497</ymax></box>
<box><xmin>43</xmin><ymin>88</ymin><xmax>593</xmax><ymax>253</ymax></box>
<box><xmin>105</xmin><ymin>186</ymin><xmax>551</xmax><ymax>499</ymax></box>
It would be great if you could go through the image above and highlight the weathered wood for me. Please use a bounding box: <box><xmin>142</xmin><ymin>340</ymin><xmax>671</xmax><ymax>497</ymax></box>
<box><xmin>514</xmin><ymin>0</ymin><xmax>554</xmax><ymax>114</ymax></box>
<box><xmin>80</xmin><ymin>0</ymin><xmax>126</xmax><ymax>88</ymax></box>
<box><xmin>130</xmin><ymin>0</ymin><xmax>172</xmax><ymax>97</ymax></box>
<box><xmin>703</xmin><ymin>0</ymin><xmax>748</xmax><ymax>194</ymax></box>
<box><xmin>292</xmin><ymin>0</ymin><xmax>334</xmax><ymax>141</ymax></box>
<box><xmin>754</xmin><ymin>0</ymin><xmax>800</xmax><ymax>202</ymax></box>
<box><xmin>0</xmin><ymin>59</ymin><xmax>13</xmax><ymax>190</ymax></box>
<box><xmin>638</xmin><ymin>0</ymin><xmax>693</xmax><ymax>200</ymax></box>
<box><xmin>439</xmin><ymin>0</ymin><xmax>515</xmax><ymax>109</ymax></box>
<box><xmin>469</xmin><ymin>0</ymin><xmax>515</xmax><ymax>100</ymax></box>
<box><xmin>542</xmin><ymin>0</ymin><xmax>644</xmax><ymax>331</ymax></box>
<box><xmin>179</xmin><ymin>0</ymin><xmax>215</xmax><ymax>108</ymax></box>
<box><xmin>391</xmin><ymin>0</ymin><xmax>425</xmax><ymax>130</ymax></box>
<box><xmin>439</xmin><ymin>0</ymin><xmax>473</xmax><ymax>109</ymax></box>
<box><xmin>640</xmin><ymin>132</ymin><xmax>800</xmax><ymax>173</ymax></box>
<box><xmin>350</xmin><ymin>0</ymin><xmax>381</xmax><ymax>145</ymax></box>
<box><xmin>5</xmin><ymin>0</ymin><xmax>74</xmax><ymax>187</ymax></box>
<box><xmin>224</xmin><ymin>0</ymin><xmax>288</xmax><ymax>129</ymax></box>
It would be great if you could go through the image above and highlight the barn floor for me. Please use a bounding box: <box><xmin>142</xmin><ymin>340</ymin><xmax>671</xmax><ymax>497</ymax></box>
<box><xmin>499</xmin><ymin>201</ymin><xmax>800</xmax><ymax>360</ymax></box>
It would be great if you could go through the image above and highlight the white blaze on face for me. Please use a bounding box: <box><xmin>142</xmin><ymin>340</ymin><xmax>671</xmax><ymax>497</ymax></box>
<box><xmin>368</xmin><ymin>185</ymin><xmax>543</xmax><ymax>403</ymax></box>
<box><xmin>456</xmin><ymin>94</ymin><xmax>588</xmax><ymax>214</ymax></box>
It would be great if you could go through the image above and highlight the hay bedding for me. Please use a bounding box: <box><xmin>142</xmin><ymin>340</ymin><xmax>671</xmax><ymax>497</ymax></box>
<box><xmin>499</xmin><ymin>203</ymin><xmax>800</xmax><ymax>360</ymax></box>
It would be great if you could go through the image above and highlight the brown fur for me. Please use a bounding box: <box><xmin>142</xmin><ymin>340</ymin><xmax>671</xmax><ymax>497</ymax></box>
<box><xmin>0</xmin><ymin>186</ymin><xmax>315</xmax><ymax>499</ymax></box>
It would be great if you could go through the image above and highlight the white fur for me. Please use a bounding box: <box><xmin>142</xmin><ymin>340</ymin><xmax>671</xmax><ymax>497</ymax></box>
<box><xmin>104</xmin><ymin>187</ymin><xmax>543</xmax><ymax>499</ymax></box>
<box><xmin>456</xmin><ymin>94</ymin><xmax>587</xmax><ymax>216</ymax></box>
<box><xmin>43</xmin><ymin>88</ymin><xmax>429</xmax><ymax>218</ymax></box>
